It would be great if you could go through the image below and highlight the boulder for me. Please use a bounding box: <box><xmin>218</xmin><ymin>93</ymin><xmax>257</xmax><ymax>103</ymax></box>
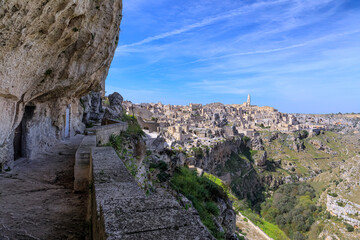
<box><xmin>151</xmin><ymin>135</ymin><xmax>169</xmax><ymax>153</ymax></box>
<box><xmin>254</xmin><ymin>150</ymin><xmax>267</xmax><ymax>167</ymax></box>
<box><xmin>309</xmin><ymin>139</ymin><xmax>324</xmax><ymax>150</ymax></box>
<box><xmin>108</xmin><ymin>92</ymin><xmax>124</xmax><ymax>113</ymax></box>
<box><xmin>81</xmin><ymin>91</ymin><xmax>104</xmax><ymax>126</ymax></box>
<box><xmin>250</xmin><ymin>136</ymin><xmax>264</xmax><ymax>150</ymax></box>
<box><xmin>103</xmin><ymin>92</ymin><xmax>124</xmax><ymax>120</ymax></box>
<box><xmin>292</xmin><ymin>139</ymin><xmax>305</xmax><ymax>152</ymax></box>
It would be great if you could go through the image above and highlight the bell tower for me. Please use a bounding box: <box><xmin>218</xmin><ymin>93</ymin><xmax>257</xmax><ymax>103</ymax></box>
<box><xmin>247</xmin><ymin>94</ymin><xmax>251</xmax><ymax>106</ymax></box>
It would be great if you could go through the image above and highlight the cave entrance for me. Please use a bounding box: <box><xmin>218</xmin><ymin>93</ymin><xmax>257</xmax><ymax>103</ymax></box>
<box><xmin>13</xmin><ymin>105</ymin><xmax>36</xmax><ymax>160</ymax></box>
<box><xmin>13</xmin><ymin>119</ymin><xmax>23</xmax><ymax>160</ymax></box>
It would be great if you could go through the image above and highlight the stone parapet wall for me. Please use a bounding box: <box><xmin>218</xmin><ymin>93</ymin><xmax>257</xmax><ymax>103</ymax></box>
<box><xmin>85</xmin><ymin>121</ymin><xmax>128</xmax><ymax>145</ymax></box>
<box><xmin>89</xmin><ymin>147</ymin><xmax>215</xmax><ymax>239</ymax></box>
<box><xmin>90</xmin><ymin>147</ymin><xmax>146</xmax><ymax>239</ymax></box>
<box><xmin>74</xmin><ymin>135</ymin><xmax>97</xmax><ymax>192</ymax></box>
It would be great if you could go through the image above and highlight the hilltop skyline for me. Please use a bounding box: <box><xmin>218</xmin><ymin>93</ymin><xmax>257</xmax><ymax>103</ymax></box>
<box><xmin>106</xmin><ymin>0</ymin><xmax>360</xmax><ymax>114</ymax></box>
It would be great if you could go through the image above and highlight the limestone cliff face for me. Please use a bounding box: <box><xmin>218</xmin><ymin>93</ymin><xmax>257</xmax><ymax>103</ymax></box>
<box><xmin>0</xmin><ymin>0</ymin><xmax>122</xmax><ymax>170</ymax></box>
<box><xmin>186</xmin><ymin>138</ymin><xmax>264</xmax><ymax>204</ymax></box>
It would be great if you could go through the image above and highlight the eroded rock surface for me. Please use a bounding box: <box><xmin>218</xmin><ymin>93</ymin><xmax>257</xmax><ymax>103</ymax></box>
<box><xmin>81</xmin><ymin>91</ymin><xmax>104</xmax><ymax>126</ymax></box>
<box><xmin>103</xmin><ymin>91</ymin><xmax>124</xmax><ymax>120</ymax></box>
<box><xmin>0</xmin><ymin>0</ymin><xmax>123</xmax><ymax>170</ymax></box>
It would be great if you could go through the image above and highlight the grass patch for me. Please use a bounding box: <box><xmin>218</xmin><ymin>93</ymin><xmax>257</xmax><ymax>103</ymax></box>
<box><xmin>171</xmin><ymin>167</ymin><xmax>227</xmax><ymax>239</ymax></box>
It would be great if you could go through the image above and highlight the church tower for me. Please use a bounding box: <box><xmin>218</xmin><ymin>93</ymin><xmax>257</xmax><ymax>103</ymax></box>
<box><xmin>247</xmin><ymin>94</ymin><xmax>251</xmax><ymax>106</ymax></box>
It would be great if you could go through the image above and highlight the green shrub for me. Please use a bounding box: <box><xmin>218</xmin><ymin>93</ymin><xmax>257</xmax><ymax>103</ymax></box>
<box><xmin>157</xmin><ymin>172</ymin><xmax>170</xmax><ymax>182</ymax></box>
<box><xmin>205</xmin><ymin>201</ymin><xmax>220</xmax><ymax>216</ymax></box>
<box><xmin>345</xmin><ymin>222</ymin><xmax>354</xmax><ymax>232</ymax></box>
<box><xmin>121</xmin><ymin>114</ymin><xmax>145</xmax><ymax>138</ymax></box>
<box><xmin>242</xmin><ymin>136</ymin><xmax>250</xmax><ymax>143</ymax></box>
<box><xmin>328</xmin><ymin>192</ymin><xmax>338</xmax><ymax>197</ymax></box>
<box><xmin>150</xmin><ymin>161</ymin><xmax>169</xmax><ymax>182</ymax></box>
<box><xmin>300</xmin><ymin>130</ymin><xmax>309</xmax><ymax>139</ymax></box>
<box><xmin>171</xmin><ymin>167</ymin><xmax>227</xmax><ymax>239</ymax></box>
<box><xmin>149</xmin><ymin>161</ymin><xmax>168</xmax><ymax>172</ymax></box>
<box><xmin>109</xmin><ymin>134</ymin><xmax>124</xmax><ymax>151</ymax></box>
<box><xmin>260</xmin><ymin>183</ymin><xmax>321</xmax><ymax>239</ymax></box>
<box><xmin>191</xmin><ymin>147</ymin><xmax>204</xmax><ymax>159</ymax></box>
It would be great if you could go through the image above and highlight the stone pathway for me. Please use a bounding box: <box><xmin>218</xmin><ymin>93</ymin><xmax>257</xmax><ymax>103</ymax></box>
<box><xmin>0</xmin><ymin>136</ymin><xmax>88</xmax><ymax>240</ymax></box>
<box><xmin>236</xmin><ymin>214</ymin><xmax>272</xmax><ymax>240</ymax></box>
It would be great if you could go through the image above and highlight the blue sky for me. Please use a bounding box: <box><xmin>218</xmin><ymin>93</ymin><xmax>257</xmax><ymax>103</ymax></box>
<box><xmin>106</xmin><ymin>0</ymin><xmax>360</xmax><ymax>113</ymax></box>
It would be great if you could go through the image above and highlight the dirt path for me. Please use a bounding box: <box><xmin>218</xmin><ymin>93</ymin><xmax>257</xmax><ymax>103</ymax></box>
<box><xmin>0</xmin><ymin>136</ymin><xmax>88</xmax><ymax>240</ymax></box>
<box><xmin>236</xmin><ymin>213</ymin><xmax>273</xmax><ymax>240</ymax></box>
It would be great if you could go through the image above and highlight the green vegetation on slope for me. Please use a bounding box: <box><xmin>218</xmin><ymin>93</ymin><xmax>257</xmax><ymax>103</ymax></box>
<box><xmin>261</xmin><ymin>183</ymin><xmax>324</xmax><ymax>240</ymax></box>
<box><xmin>121</xmin><ymin>114</ymin><xmax>145</xmax><ymax>139</ymax></box>
<box><xmin>203</xmin><ymin>172</ymin><xmax>289</xmax><ymax>240</ymax></box>
<box><xmin>108</xmin><ymin>134</ymin><xmax>138</xmax><ymax>176</ymax></box>
<box><xmin>215</xmin><ymin>151</ymin><xmax>265</xmax><ymax>207</ymax></box>
<box><xmin>106</xmin><ymin>115</ymin><xmax>145</xmax><ymax>176</ymax></box>
<box><xmin>171</xmin><ymin>167</ymin><xmax>227</xmax><ymax>239</ymax></box>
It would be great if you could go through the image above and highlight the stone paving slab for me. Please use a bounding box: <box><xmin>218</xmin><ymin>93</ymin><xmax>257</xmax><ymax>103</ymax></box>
<box><xmin>95</xmin><ymin>182</ymin><xmax>145</xmax><ymax>200</ymax></box>
<box><xmin>0</xmin><ymin>136</ymin><xmax>88</xmax><ymax>240</ymax></box>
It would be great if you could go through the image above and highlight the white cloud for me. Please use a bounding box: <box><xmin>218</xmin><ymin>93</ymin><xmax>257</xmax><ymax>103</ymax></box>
<box><xmin>186</xmin><ymin>29</ymin><xmax>360</xmax><ymax>64</ymax></box>
<box><xmin>117</xmin><ymin>0</ymin><xmax>288</xmax><ymax>49</ymax></box>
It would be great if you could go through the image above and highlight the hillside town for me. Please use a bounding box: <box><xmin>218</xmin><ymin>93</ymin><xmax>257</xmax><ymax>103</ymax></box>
<box><xmin>122</xmin><ymin>95</ymin><xmax>324</xmax><ymax>147</ymax></box>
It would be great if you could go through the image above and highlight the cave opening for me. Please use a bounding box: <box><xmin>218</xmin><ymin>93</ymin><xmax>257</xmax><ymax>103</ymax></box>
<box><xmin>13</xmin><ymin>105</ymin><xmax>36</xmax><ymax>160</ymax></box>
<box><xmin>13</xmin><ymin>119</ymin><xmax>23</xmax><ymax>160</ymax></box>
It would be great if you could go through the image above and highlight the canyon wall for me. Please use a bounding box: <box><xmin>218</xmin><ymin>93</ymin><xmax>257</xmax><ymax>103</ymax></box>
<box><xmin>0</xmin><ymin>0</ymin><xmax>122</xmax><ymax>170</ymax></box>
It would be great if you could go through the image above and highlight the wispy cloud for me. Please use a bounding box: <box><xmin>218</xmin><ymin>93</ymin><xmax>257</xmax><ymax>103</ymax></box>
<box><xmin>117</xmin><ymin>0</ymin><xmax>288</xmax><ymax>49</ymax></box>
<box><xmin>186</xmin><ymin>29</ymin><xmax>360</xmax><ymax>64</ymax></box>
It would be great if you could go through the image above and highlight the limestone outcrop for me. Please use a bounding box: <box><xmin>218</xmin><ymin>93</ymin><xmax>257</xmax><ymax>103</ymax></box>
<box><xmin>103</xmin><ymin>92</ymin><xmax>124</xmax><ymax>121</ymax></box>
<box><xmin>0</xmin><ymin>0</ymin><xmax>123</xmax><ymax>170</ymax></box>
<box><xmin>81</xmin><ymin>91</ymin><xmax>104</xmax><ymax>126</ymax></box>
<box><xmin>309</xmin><ymin>139</ymin><xmax>337</xmax><ymax>155</ymax></box>
<box><xmin>253</xmin><ymin>150</ymin><xmax>267</xmax><ymax>167</ymax></box>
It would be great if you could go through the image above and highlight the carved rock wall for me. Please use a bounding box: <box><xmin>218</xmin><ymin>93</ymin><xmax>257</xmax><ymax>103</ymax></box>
<box><xmin>0</xmin><ymin>0</ymin><xmax>122</xmax><ymax>170</ymax></box>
